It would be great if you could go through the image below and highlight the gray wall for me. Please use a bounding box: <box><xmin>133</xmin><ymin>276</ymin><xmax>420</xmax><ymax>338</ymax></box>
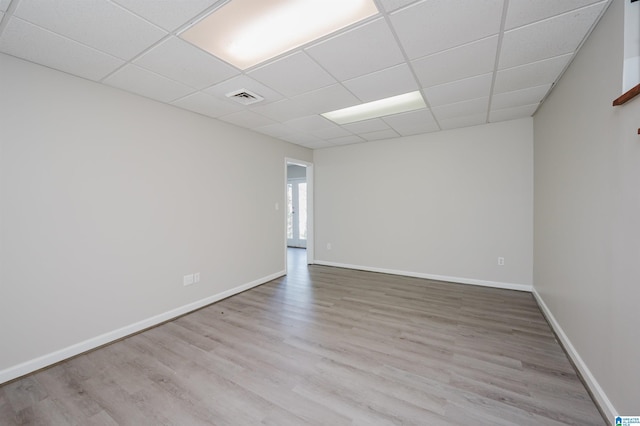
<box><xmin>0</xmin><ymin>53</ymin><xmax>312</xmax><ymax>380</ymax></box>
<box><xmin>534</xmin><ymin>0</ymin><xmax>640</xmax><ymax>415</ymax></box>
<box><xmin>314</xmin><ymin>118</ymin><xmax>533</xmax><ymax>289</ymax></box>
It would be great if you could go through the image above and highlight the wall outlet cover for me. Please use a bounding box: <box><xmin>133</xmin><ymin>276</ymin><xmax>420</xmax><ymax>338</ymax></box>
<box><xmin>183</xmin><ymin>274</ymin><xmax>194</xmax><ymax>286</ymax></box>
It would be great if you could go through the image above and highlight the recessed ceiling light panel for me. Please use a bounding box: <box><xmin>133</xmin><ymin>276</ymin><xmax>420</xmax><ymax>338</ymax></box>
<box><xmin>322</xmin><ymin>91</ymin><xmax>427</xmax><ymax>125</ymax></box>
<box><xmin>181</xmin><ymin>0</ymin><xmax>379</xmax><ymax>70</ymax></box>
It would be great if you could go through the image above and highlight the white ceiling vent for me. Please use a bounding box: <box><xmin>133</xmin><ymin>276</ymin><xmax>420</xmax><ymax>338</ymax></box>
<box><xmin>225</xmin><ymin>89</ymin><xmax>265</xmax><ymax>105</ymax></box>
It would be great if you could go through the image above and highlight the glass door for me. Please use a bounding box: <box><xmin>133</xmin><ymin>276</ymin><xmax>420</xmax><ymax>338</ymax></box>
<box><xmin>287</xmin><ymin>179</ymin><xmax>307</xmax><ymax>248</ymax></box>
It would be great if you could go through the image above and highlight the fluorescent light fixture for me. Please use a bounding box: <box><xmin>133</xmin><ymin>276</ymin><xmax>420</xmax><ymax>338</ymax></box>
<box><xmin>181</xmin><ymin>0</ymin><xmax>378</xmax><ymax>70</ymax></box>
<box><xmin>322</xmin><ymin>91</ymin><xmax>427</xmax><ymax>125</ymax></box>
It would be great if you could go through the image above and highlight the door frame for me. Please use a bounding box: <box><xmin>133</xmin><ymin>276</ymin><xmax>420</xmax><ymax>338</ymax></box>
<box><xmin>284</xmin><ymin>158</ymin><xmax>314</xmax><ymax>268</ymax></box>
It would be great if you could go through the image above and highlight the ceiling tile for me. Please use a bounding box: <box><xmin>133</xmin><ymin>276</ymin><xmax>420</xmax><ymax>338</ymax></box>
<box><xmin>361</xmin><ymin>129</ymin><xmax>400</xmax><ymax>141</ymax></box>
<box><xmin>284</xmin><ymin>115</ymin><xmax>335</xmax><ymax>133</ymax></box>
<box><xmin>14</xmin><ymin>0</ymin><xmax>167</xmax><ymax>60</ymax></box>
<box><xmin>506</xmin><ymin>0</ymin><xmax>604</xmax><ymax>30</ymax></box>
<box><xmin>425</xmin><ymin>73</ymin><xmax>493</xmax><ymax>107</ymax></box>
<box><xmin>218</xmin><ymin>110</ymin><xmax>276</xmax><ymax>129</ymax></box>
<box><xmin>250</xmin><ymin>98</ymin><xmax>310</xmax><ymax>122</ymax></box>
<box><xmin>432</xmin><ymin>97</ymin><xmax>489</xmax><ymax>121</ymax></box>
<box><xmin>253</xmin><ymin>123</ymin><xmax>298</xmax><ymax>139</ymax></box>
<box><xmin>112</xmin><ymin>0</ymin><xmax>224</xmax><ymax>31</ymax></box>
<box><xmin>412</xmin><ymin>36</ymin><xmax>498</xmax><ymax>88</ymax></box>
<box><xmin>490</xmin><ymin>103</ymin><xmax>539</xmax><ymax>122</ymax></box>
<box><xmin>431</xmin><ymin>97</ymin><xmax>489</xmax><ymax>122</ymax></box>
<box><xmin>248</xmin><ymin>52</ymin><xmax>336</xmax><ymax>98</ymax></box>
<box><xmin>281</xmin><ymin>133</ymin><xmax>324</xmax><ymax>146</ymax></box>
<box><xmin>391</xmin><ymin>0</ymin><xmax>503</xmax><ymax>60</ymax></box>
<box><xmin>494</xmin><ymin>54</ymin><xmax>572</xmax><ymax>93</ymax></box>
<box><xmin>343</xmin><ymin>64</ymin><xmax>419</xmax><ymax>102</ymax></box>
<box><xmin>431</xmin><ymin>97</ymin><xmax>489</xmax><ymax>124</ymax></box>
<box><xmin>0</xmin><ymin>17</ymin><xmax>124</xmax><ymax>81</ymax></box>
<box><xmin>298</xmin><ymin>140</ymin><xmax>333</xmax><ymax>149</ymax></box>
<box><xmin>305</xmin><ymin>18</ymin><xmax>404</xmax><ymax>81</ymax></box>
<box><xmin>500</xmin><ymin>2</ymin><xmax>606</xmax><ymax>69</ymax></box>
<box><xmin>329</xmin><ymin>135</ymin><xmax>366</xmax><ymax>146</ymax></box>
<box><xmin>104</xmin><ymin>64</ymin><xmax>194</xmax><ymax>103</ymax></box>
<box><xmin>439</xmin><ymin>113</ymin><xmax>487</xmax><ymax>130</ymax></box>
<box><xmin>491</xmin><ymin>84</ymin><xmax>551</xmax><ymax>110</ymax></box>
<box><xmin>205</xmin><ymin>75</ymin><xmax>283</xmax><ymax>105</ymax></box>
<box><xmin>135</xmin><ymin>36</ymin><xmax>239</xmax><ymax>89</ymax></box>
<box><xmin>383</xmin><ymin>109</ymin><xmax>439</xmax><ymax>136</ymax></box>
<box><xmin>342</xmin><ymin>118</ymin><xmax>390</xmax><ymax>134</ymax></box>
<box><xmin>311</xmin><ymin>126</ymin><xmax>353</xmax><ymax>140</ymax></box>
<box><xmin>172</xmin><ymin>92</ymin><xmax>243</xmax><ymax>118</ymax></box>
<box><xmin>379</xmin><ymin>0</ymin><xmax>420</xmax><ymax>12</ymax></box>
<box><xmin>292</xmin><ymin>84</ymin><xmax>360</xmax><ymax>115</ymax></box>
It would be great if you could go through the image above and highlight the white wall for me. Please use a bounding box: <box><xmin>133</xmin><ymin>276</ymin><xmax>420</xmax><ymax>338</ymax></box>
<box><xmin>0</xmin><ymin>53</ymin><xmax>312</xmax><ymax>381</ymax></box>
<box><xmin>534</xmin><ymin>0</ymin><xmax>640</xmax><ymax>416</ymax></box>
<box><xmin>314</xmin><ymin>118</ymin><xmax>533</xmax><ymax>289</ymax></box>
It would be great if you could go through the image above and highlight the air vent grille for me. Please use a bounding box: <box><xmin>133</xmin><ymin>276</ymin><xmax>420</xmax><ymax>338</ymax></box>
<box><xmin>225</xmin><ymin>89</ymin><xmax>264</xmax><ymax>105</ymax></box>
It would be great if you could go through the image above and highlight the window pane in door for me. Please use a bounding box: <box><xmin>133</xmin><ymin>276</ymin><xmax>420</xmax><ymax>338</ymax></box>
<box><xmin>287</xmin><ymin>183</ymin><xmax>293</xmax><ymax>239</ymax></box>
<box><xmin>298</xmin><ymin>182</ymin><xmax>307</xmax><ymax>240</ymax></box>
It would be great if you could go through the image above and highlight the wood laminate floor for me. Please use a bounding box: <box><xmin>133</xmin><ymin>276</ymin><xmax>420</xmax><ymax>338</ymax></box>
<box><xmin>0</xmin><ymin>249</ymin><xmax>604</xmax><ymax>425</ymax></box>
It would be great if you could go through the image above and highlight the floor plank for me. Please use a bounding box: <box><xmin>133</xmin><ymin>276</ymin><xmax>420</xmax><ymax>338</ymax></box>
<box><xmin>0</xmin><ymin>248</ymin><xmax>604</xmax><ymax>425</ymax></box>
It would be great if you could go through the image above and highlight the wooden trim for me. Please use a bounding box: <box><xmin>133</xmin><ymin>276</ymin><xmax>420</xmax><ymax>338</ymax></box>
<box><xmin>613</xmin><ymin>83</ymin><xmax>640</xmax><ymax>106</ymax></box>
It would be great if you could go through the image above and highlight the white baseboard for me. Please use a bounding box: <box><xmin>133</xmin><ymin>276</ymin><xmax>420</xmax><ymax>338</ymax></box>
<box><xmin>0</xmin><ymin>270</ymin><xmax>285</xmax><ymax>385</ymax></box>
<box><xmin>532</xmin><ymin>288</ymin><xmax>616</xmax><ymax>422</ymax></box>
<box><xmin>313</xmin><ymin>260</ymin><xmax>532</xmax><ymax>292</ymax></box>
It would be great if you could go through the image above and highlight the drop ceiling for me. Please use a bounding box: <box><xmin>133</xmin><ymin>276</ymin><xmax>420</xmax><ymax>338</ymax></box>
<box><xmin>0</xmin><ymin>0</ymin><xmax>611</xmax><ymax>149</ymax></box>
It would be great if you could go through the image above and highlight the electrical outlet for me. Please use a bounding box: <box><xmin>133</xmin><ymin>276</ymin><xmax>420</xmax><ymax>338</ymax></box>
<box><xmin>183</xmin><ymin>274</ymin><xmax>194</xmax><ymax>286</ymax></box>
<box><xmin>498</xmin><ymin>257</ymin><xmax>505</xmax><ymax>266</ymax></box>
<box><xmin>194</xmin><ymin>272</ymin><xmax>201</xmax><ymax>283</ymax></box>
<box><xmin>326</xmin><ymin>243</ymin><xmax>332</xmax><ymax>250</ymax></box>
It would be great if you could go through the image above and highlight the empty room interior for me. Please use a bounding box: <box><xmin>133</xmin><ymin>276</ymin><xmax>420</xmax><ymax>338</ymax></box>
<box><xmin>0</xmin><ymin>0</ymin><xmax>639</xmax><ymax>424</ymax></box>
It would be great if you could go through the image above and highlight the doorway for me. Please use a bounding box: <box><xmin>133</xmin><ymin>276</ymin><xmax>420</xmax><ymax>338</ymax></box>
<box><xmin>285</xmin><ymin>159</ymin><xmax>313</xmax><ymax>268</ymax></box>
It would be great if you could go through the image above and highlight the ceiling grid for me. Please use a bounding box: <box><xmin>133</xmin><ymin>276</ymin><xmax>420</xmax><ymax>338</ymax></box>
<box><xmin>0</xmin><ymin>0</ymin><xmax>612</xmax><ymax>149</ymax></box>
